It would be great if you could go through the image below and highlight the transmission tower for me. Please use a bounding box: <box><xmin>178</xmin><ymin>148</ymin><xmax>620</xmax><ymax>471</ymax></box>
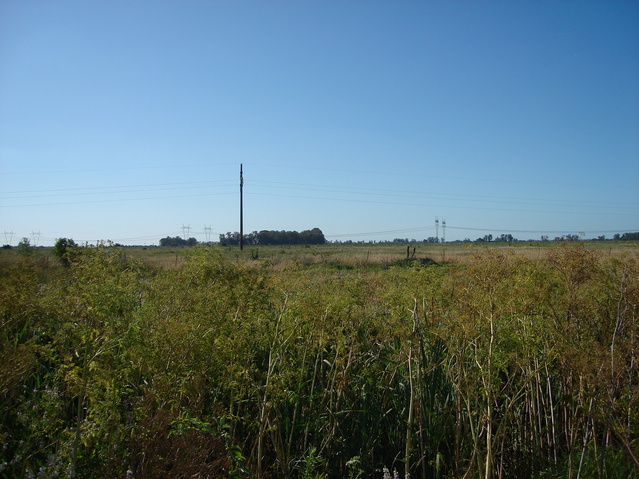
<box><xmin>203</xmin><ymin>225</ymin><xmax>212</xmax><ymax>243</ymax></box>
<box><xmin>31</xmin><ymin>231</ymin><xmax>41</xmax><ymax>247</ymax></box>
<box><xmin>181</xmin><ymin>224</ymin><xmax>191</xmax><ymax>239</ymax></box>
<box><xmin>3</xmin><ymin>231</ymin><xmax>14</xmax><ymax>246</ymax></box>
<box><xmin>442</xmin><ymin>219</ymin><xmax>446</xmax><ymax>243</ymax></box>
<box><xmin>435</xmin><ymin>217</ymin><xmax>439</xmax><ymax>243</ymax></box>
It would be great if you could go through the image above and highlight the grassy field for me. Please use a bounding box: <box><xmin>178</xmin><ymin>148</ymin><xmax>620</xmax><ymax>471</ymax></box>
<box><xmin>2</xmin><ymin>240</ymin><xmax>637</xmax><ymax>270</ymax></box>
<box><xmin>81</xmin><ymin>239</ymin><xmax>639</xmax><ymax>268</ymax></box>
<box><xmin>2</xmin><ymin>239</ymin><xmax>638</xmax><ymax>478</ymax></box>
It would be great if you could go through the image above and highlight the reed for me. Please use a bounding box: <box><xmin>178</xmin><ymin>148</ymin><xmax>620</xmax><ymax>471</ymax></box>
<box><xmin>1</xmin><ymin>244</ymin><xmax>637</xmax><ymax>478</ymax></box>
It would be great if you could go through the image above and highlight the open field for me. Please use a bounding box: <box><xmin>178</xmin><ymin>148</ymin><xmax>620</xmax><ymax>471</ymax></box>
<box><xmin>1</xmin><ymin>241</ymin><xmax>638</xmax><ymax>478</ymax></box>
<box><xmin>4</xmin><ymin>240</ymin><xmax>635</xmax><ymax>269</ymax></box>
<box><xmin>107</xmin><ymin>240</ymin><xmax>639</xmax><ymax>268</ymax></box>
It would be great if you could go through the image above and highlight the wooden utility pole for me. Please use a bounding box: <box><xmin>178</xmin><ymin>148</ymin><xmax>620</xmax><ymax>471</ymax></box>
<box><xmin>240</xmin><ymin>164</ymin><xmax>244</xmax><ymax>250</ymax></box>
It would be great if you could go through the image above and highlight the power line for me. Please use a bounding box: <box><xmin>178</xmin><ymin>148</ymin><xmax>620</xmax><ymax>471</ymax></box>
<box><xmin>249</xmin><ymin>180</ymin><xmax>638</xmax><ymax>209</ymax></box>
<box><xmin>326</xmin><ymin>225</ymin><xmax>636</xmax><ymax>239</ymax></box>
<box><xmin>3</xmin><ymin>176</ymin><xmax>637</xmax><ymax>210</ymax></box>
<box><xmin>328</xmin><ymin>226</ymin><xmax>436</xmax><ymax>238</ymax></box>
<box><xmin>2</xmin><ymin>162</ymin><xmax>238</xmax><ymax>176</ymax></box>
<box><xmin>0</xmin><ymin>191</ymin><xmax>236</xmax><ymax>208</ymax></box>
<box><xmin>0</xmin><ymin>179</ymin><xmax>235</xmax><ymax>197</ymax></box>
<box><xmin>3</xmin><ymin>176</ymin><xmax>636</xmax><ymax>217</ymax></box>
<box><xmin>246</xmin><ymin>162</ymin><xmax>639</xmax><ymax>193</ymax></box>
<box><xmin>4</xmin><ymin>159</ymin><xmax>636</xmax><ymax>194</ymax></box>
<box><xmin>248</xmin><ymin>190</ymin><xmax>636</xmax><ymax>217</ymax></box>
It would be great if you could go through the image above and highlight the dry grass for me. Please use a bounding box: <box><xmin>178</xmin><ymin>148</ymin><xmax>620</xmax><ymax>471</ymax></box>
<box><xmin>1</xmin><ymin>240</ymin><xmax>636</xmax><ymax>271</ymax></box>
<box><xmin>223</xmin><ymin>241</ymin><xmax>639</xmax><ymax>268</ymax></box>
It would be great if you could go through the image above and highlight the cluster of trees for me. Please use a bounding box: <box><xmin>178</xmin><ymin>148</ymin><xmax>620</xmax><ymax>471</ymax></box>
<box><xmin>616</xmin><ymin>232</ymin><xmax>639</xmax><ymax>240</ymax></box>
<box><xmin>475</xmin><ymin>233</ymin><xmax>517</xmax><ymax>242</ymax></box>
<box><xmin>1</xmin><ymin>243</ymin><xmax>638</xmax><ymax>478</ymax></box>
<box><xmin>159</xmin><ymin>236</ymin><xmax>199</xmax><ymax>247</ymax></box>
<box><xmin>219</xmin><ymin>228</ymin><xmax>326</xmax><ymax>246</ymax></box>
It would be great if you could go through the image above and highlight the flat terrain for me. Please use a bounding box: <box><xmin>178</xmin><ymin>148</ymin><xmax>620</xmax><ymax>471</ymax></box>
<box><xmin>2</xmin><ymin>240</ymin><xmax>637</xmax><ymax>270</ymax></box>
<box><xmin>2</xmin><ymin>238</ymin><xmax>638</xmax><ymax>478</ymax></box>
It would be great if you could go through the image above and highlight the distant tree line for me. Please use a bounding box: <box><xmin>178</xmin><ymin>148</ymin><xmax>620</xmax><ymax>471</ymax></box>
<box><xmin>333</xmin><ymin>232</ymin><xmax>639</xmax><ymax>245</ymax></box>
<box><xmin>614</xmin><ymin>232</ymin><xmax>639</xmax><ymax>240</ymax></box>
<box><xmin>473</xmin><ymin>232</ymin><xmax>639</xmax><ymax>242</ymax></box>
<box><xmin>219</xmin><ymin>228</ymin><xmax>326</xmax><ymax>246</ymax></box>
<box><xmin>159</xmin><ymin>236</ymin><xmax>198</xmax><ymax>247</ymax></box>
<box><xmin>157</xmin><ymin>231</ymin><xmax>638</xmax><ymax>247</ymax></box>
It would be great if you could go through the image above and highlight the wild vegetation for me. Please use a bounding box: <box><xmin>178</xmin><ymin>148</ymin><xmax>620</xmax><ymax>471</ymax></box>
<box><xmin>1</xmin><ymin>242</ymin><xmax>637</xmax><ymax>478</ymax></box>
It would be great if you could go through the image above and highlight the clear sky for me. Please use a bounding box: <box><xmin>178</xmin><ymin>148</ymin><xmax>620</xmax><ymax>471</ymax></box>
<box><xmin>1</xmin><ymin>1</ymin><xmax>638</xmax><ymax>246</ymax></box>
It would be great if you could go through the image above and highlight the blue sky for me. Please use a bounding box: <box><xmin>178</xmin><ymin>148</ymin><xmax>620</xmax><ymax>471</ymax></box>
<box><xmin>1</xmin><ymin>1</ymin><xmax>638</xmax><ymax>246</ymax></box>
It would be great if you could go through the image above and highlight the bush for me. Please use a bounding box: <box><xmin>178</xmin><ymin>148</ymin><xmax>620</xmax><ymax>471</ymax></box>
<box><xmin>53</xmin><ymin>237</ymin><xmax>78</xmax><ymax>266</ymax></box>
